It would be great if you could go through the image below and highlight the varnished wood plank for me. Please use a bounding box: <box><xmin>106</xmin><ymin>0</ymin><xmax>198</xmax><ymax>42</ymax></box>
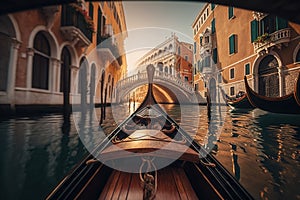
<box><xmin>98</xmin><ymin>170</ymin><xmax>120</xmax><ymax>200</ymax></box>
<box><xmin>155</xmin><ymin>168</ymin><xmax>181</xmax><ymax>200</ymax></box>
<box><xmin>112</xmin><ymin>172</ymin><xmax>132</xmax><ymax>199</ymax></box>
<box><xmin>173</xmin><ymin>167</ymin><xmax>199</xmax><ymax>200</ymax></box>
<box><xmin>117</xmin><ymin>173</ymin><xmax>132</xmax><ymax>199</ymax></box>
<box><xmin>127</xmin><ymin>173</ymin><xmax>144</xmax><ymax>199</ymax></box>
<box><xmin>172</xmin><ymin>168</ymin><xmax>189</xmax><ymax>200</ymax></box>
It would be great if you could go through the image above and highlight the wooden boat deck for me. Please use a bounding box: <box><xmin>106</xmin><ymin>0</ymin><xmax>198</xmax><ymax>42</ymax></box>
<box><xmin>99</xmin><ymin>166</ymin><xmax>198</xmax><ymax>200</ymax></box>
<box><xmin>100</xmin><ymin>129</ymin><xmax>200</xmax><ymax>163</ymax></box>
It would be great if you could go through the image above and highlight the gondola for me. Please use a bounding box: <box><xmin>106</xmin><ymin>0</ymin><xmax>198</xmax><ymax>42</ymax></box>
<box><xmin>220</xmin><ymin>87</ymin><xmax>254</xmax><ymax>110</ymax></box>
<box><xmin>244</xmin><ymin>73</ymin><xmax>300</xmax><ymax>114</ymax></box>
<box><xmin>47</xmin><ymin>65</ymin><xmax>253</xmax><ymax>200</ymax></box>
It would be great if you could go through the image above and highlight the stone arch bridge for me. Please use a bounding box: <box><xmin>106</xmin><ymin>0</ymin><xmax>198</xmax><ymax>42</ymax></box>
<box><xmin>114</xmin><ymin>70</ymin><xmax>206</xmax><ymax>104</ymax></box>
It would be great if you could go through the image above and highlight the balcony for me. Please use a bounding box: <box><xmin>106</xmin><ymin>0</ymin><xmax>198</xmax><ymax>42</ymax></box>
<box><xmin>253</xmin><ymin>28</ymin><xmax>291</xmax><ymax>54</ymax></box>
<box><xmin>100</xmin><ymin>36</ymin><xmax>123</xmax><ymax>67</ymax></box>
<box><xmin>60</xmin><ymin>4</ymin><xmax>93</xmax><ymax>47</ymax></box>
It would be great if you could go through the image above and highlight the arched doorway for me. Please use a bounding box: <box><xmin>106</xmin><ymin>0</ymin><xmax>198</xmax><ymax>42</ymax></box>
<box><xmin>0</xmin><ymin>15</ymin><xmax>16</xmax><ymax>92</ymax></box>
<box><xmin>78</xmin><ymin>57</ymin><xmax>88</xmax><ymax>106</ymax></box>
<box><xmin>258</xmin><ymin>55</ymin><xmax>279</xmax><ymax>97</ymax></box>
<box><xmin>60</xmin><ymin>47</ymin><xmax>71</xmax><ymax>108</ymax></box>
<box><xmin>209</xmin><ymin>78</ymin><xmax>216</xmax><ymax>103</ymax></box>
<box><xmin>90</xmin><ymin>64</ymin><xmax>96</xmax><ymax>107</ymax></box>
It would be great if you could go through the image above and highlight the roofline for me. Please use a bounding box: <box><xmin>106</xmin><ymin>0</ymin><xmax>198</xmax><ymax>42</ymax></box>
<box><xmin>192</xmin><ymin>3</ymin><xmax>209</xmax><ymax>27</ymax></box>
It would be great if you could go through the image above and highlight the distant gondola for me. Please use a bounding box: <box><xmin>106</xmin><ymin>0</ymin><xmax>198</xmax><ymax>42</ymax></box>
<box><xmin>244</xmin><ymin>73</ymin><xmax>300</xmax><ymax>114</ymax></box>
<box><xmin>220</xmin><ymin>87</ymin><xmax>255</xmax><ymax>110</ymax></box>
<box><xmin>46</xmin><ymin>65</ymin><xmax>253</xmax><ymax>200</ymax></box>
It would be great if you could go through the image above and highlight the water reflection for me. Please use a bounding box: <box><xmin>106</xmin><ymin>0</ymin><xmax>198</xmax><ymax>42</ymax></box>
<box><xmin>0</xmin><ymin>106</ymin><xmax>299</xmax><ymax>199</ymax></box>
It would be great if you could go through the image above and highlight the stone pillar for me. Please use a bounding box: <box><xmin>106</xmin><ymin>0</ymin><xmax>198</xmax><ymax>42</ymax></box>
<box><xmin>26</xmin><ymin>48</ymin><xmax>35</xmax><ymax>89</ymax></box>
<box><xmin>51</xmin><ymin>58</ymin><xmax>61</xmax><ymax>93</ymax></box>
<box><xmin>278</xmin><ymin>65</ymin><xmax>285</xmax><ymax>96</ymax></box>
<box><xmin>8</xmin><ymin>38</ymin><xmax>21</xmax><ymax>110</ymax></box>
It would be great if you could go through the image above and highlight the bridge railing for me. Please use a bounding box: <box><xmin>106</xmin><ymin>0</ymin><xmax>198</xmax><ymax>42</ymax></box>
<box><xmin>116</xmin><ymin>70</ymin><xmax>195</xmax><ymax>95</ymax></box>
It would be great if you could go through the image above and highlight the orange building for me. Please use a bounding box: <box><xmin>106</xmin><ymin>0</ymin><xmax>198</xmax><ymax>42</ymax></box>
<box><xmin>192</xmin><ymin>3</ymin><xmax>300</xmax><ymax>103</ymax></box>
<box><xmin>0</xmin><ymin>1</ymin><xmax>127</xmax><ymax>113</ymax></box>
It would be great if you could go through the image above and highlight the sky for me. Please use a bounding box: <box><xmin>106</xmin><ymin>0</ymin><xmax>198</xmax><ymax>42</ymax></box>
<box><xmin>122</xmin><ymin>1</ymin><xmax>204</xmax><ymax>75</ymax></box>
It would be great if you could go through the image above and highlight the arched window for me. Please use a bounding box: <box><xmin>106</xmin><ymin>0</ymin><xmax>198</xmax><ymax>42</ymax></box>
<box><xmin>0</xmin><ymin>15</ymin><xmax>15</xmax><ymax>91</ymax></box>
<box><xmin>296</xmin><ymin>49</ymin><xmax>300</xmax><ymax>63</ymax></box>
<box><xmin>32</xmin><ymin>32</ymin><xmax>50</xmax><ymax>89</ymax></box>
<box><xmin>169</xmin><ymin>66</ymin><xmax>173</xmax><ymax>75</ymax></box>
<box><xmin>157</xmin><ymin>62</ymin><xmax>163</xmax><ymax>71</ymax></box>
<box><xmin>164</xmin><ymin>66</ymin><xmax>168</xmax><ymax>73</ymax></box>
<box><xmin>78</xmin><ymin>58</ymin><xmax>88</xmax><ymax>94</ymax></box>
<box><xmin>60</xmin><ymin>47</ymin><xmax>71</xmax><ymax>93</ymax></box>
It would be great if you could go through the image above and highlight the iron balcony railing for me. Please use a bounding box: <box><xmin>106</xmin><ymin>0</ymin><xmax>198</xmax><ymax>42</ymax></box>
<box><xmin>61</xmin><ymin>5</ymin><xmax>93</xmax><ymax>42</ymax></box>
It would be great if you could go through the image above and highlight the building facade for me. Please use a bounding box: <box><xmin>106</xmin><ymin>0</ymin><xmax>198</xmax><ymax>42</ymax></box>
<box><xmin>0</xmin><ymin>1</ymin><xmax>127</xmax><ymax>113</ymax></box>
<box><xmin>192</xmin><ymin>3</ymin><xmax>300</xmax><ymax>104</ymax></box>
<box><xmin>136</xmin><ymin>34</ymin><xmax>193</xmax><ymax>84</ymax></box>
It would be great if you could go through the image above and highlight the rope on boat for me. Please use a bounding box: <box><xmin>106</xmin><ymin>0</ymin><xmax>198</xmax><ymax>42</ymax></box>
<box><xmin>139</xmin><ymin>157</ymin><xmax>157</xmax><ymax>200</ymax></box>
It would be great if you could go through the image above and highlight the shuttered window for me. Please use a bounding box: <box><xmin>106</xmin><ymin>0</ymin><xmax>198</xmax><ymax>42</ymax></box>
<box><xmin>228</xmin><ymin>7</ymin><xmax>234</xmax><ymax>19</ymax></box>
<box><xmin>213</xmin><ymin>48</ymin><xmax>218</xmax><ymax>64</ymax></box>
<box><xmin>211</xmin><ymin>18</ymin><xmax>216</xmax><ymax>33</ymax></box>
<box><xmin>230</xmin><ymin>87</ymin><xmax>235</xmax><ymax>96</ymax></box>
<box><xmin>251</xmin><ymin>20</ymin><xmax>258</xmax><ymax>43</ymax></box>
<box><xmin>229</xmin><ymin>34</ymin><xmax>236</xmax><ymax>54</ymax></box>
<box><xmin>230</xmin><ymin>68</ymin><xmax>235</xmax><ymax>79</ymax></box>
<box><xmin>211</xmin><ymin>4</ymin><xmax>215</xmax><ymax>10</ymax></box>
<box><xmin>245</xmin><ymin>63</ymin><xmax>250</xmax><ymax>75</ymax></box>
<box><xmin>276</xmin><ymin>17</ymin><xmax>288</xmax><ymax>30</ymax></box>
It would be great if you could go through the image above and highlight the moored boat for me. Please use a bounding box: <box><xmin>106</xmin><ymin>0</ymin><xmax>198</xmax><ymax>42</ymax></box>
<box><xmin>244</xmin><ymin>73</ymin><xmax>300</xmax><ymax>114</ymax></box>
<box><xmin>220</xmin><ymin>87</ymin><xmax>254</xmax><ymax>110</ymax></box>
<box><xmin>47</xmin><ymin>65</ymin><xmax>253</xmax><ymax>200</ymax></box>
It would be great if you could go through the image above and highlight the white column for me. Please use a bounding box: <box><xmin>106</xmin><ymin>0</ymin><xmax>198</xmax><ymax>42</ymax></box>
<box><xmin>51</xmin><ymin>58</ymin><xmax>61</xmax><ymax>92</ymax></box>
<box><xmin>7</xmin><ymin>38</ymin><xmax>21</xmax><ymax>109</ymax></box>
<box><xmin>26</xmin><ymin>48</ymin><xmax>35</xmax><ymax>88</ymax></box>
<box><xmin>278</xmin><ymin>66</ymin><xmax>284</xmax><ymax>96</ymax></box>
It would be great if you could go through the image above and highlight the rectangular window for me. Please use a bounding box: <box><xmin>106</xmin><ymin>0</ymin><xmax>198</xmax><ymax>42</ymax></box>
<box><xmin>218</xmin><ymin>73</ymin><xmax>222</xmax><ymax>83</ymax></box>
<box><xmin>229</xmin><ymin>34</ymin><xmax>237</xmax><ymax>54</ymax></box>
<box><xmin>211</xmin><ymin>18</ymin><xmax>216</xmax><ymax>33</ymax></box>
<box><xmin>184</xmin><ymin>76</ymin><xmax>189</xmax><ymax>82</ymax></box>
<box><xmin>194</xmin><ymin>42</ymin><xmax>196</xmax><ymax>54</ymax></box>
<box><xmin>230</xmin><ymin>68</ymin><xmax>235</xmax><ymax>79</ymax></box>
<box><xmin>195</xmin><ymin>83</ymin><xmax>199</xmax><ymax>91</ymax></box>
<box><xmin>213</xmin><ymin>48</ymin><xmax>218</xmax><ymax>64</ymax></box>
<box><xmin>89</xmin><ymin>3</ymin><xmax>94</xmax><ymax>19</ymax></box>
<box><xmin>211</xmin><ymin>3</ymin><xmax>215</xmax><ymax>10</ymax></box>
<box><xmin>276</xmin><ymin>17</ymin><xmax>288</xmax><ymax>30</ymax></box>
<box><xmin>228</xmin><ymin>7</ymin><xmax>234</xmax><ymax>19</ymax></box>
<box><xmin>251</xmin><ymin>20</ymin><xmax>259</xmax><ymax>43</ymax></box>
<box><xmin>185</xmin><ymin>55</ymin><xmax>188</xmax><ymax>61</ymax></box>
<box><xmin>200</xmin><ymin>36</ymin><xmax>203</xmax><ymax>46</ymax></box>
<box><xmin>245</xmin><ymin>63</ymin><xmax>250</xmax><ymax>75</ymax></box>
<box><xmin>230</xmin><ymin>86</ymin><xmax>235</xmax><ymax>96</ymax></box>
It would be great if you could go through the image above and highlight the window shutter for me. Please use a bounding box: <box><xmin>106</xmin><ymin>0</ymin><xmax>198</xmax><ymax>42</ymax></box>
<box><xmin>251</xmin><ymin>20</ymin><xmax>258</xmax><ymax>43</ymax></box>
<box><xmin>213</xmin><ymin>48</ymin><xmax>218</xmax><ymax>64</ymax></box>
<box><xmin>229</xmin><ymin>35</ymin><xmax>236</xmax><ymax>54</ymax></box>
<box><xmin>276</xmin><ymin>17</ymin><xmax>288</xmax><ymax>30</ymax></box>
<box><xmin>211</xmin><ymin>18</ymin><xmax>216</xmax><ymax>33</ymax></box>
<box><xmin>211</xmin><ymin>3</ymin><xmax>215</xmax><ymax>10</ymax></box>
<box><xmin>228</xmin><ymin>7</ymin><xmax>234</xmax><ymax>19</ymax></box>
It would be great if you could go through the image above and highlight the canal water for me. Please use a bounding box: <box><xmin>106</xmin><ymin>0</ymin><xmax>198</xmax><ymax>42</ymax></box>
<box><xmin>0</xmin><ymin>104</ymin><xmax>299</xmax><ymax>200</ymax></box>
